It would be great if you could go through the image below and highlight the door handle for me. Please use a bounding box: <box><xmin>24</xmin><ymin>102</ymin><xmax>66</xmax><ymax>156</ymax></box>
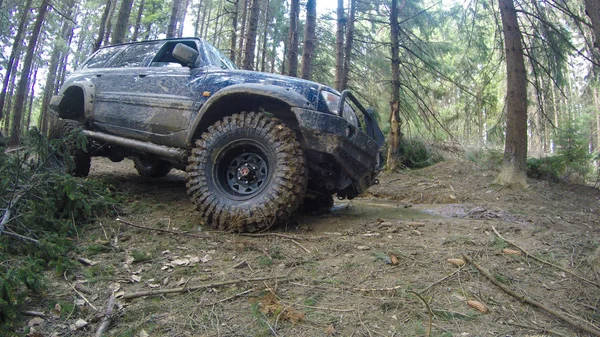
<box><xmin>138</xmin><ymin>74</ymin><xmax>147</xmax><ymax>78</ymax></box>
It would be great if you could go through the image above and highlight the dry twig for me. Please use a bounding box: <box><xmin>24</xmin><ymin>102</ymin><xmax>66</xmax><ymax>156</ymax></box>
<box><xmin>123</xmin><ymin>275</ymin><xmax>297</xmax><ymax>300</ymax></box>
<box><xmin>407</xmin><ymin>290</ymin><xmax>432</xmax><ymax>337</ymax></box>
<box><xmin>116</xmin><ymin>218</ymin><xmax>210</xmax><ymax>239</ymax></box>
<box><xmin>64</xmin><ymin>272</ymin><xmax>98</xmax><ymax>311</ymax></box>
<box><xmin>418</xmin><ymin>266</ymin><xmax>464</xmax><ymax>294</ymax></box>
<box><xmin>95</xmin><ymin>292</ymin><xmax>116</xmax><ymax>337</ymax></box>
<box><xmin>463</xmin><ymin>254</ymin><xmax>600</xmax><ymax>336</ymax></box>
<box><xmin>204</xmin><ymin>288</ymin><xmax>256</xmax><ymax>306</ymax></box>
<box><xmin>492</xmin><ymin>226</ymin><xmax>600</xmax><ymax>288</ymax></box>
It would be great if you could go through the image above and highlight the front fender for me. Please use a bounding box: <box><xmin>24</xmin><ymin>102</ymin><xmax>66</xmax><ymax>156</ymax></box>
<box><xmin>52</xmin><ymin>78</ymin><xmax>96</xmax><ymax>120</ymax></box>
<box><xmin>186</xmin><ymin>83</ymin><xmax>315</xmax><ymax>145</ymax></box>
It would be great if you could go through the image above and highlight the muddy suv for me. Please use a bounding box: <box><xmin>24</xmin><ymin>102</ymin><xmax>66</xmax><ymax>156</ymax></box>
<box><xmin>50</xmin><ymin>37</ymin><xmax>384</xmax><ymax>232</ymax></box>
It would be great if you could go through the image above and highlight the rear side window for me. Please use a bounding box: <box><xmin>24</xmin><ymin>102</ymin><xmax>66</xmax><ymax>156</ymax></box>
<box><xmin>109</xmin><ymin>42</ymin><xmax>163</xmax><ymax>68</ymax></box>
<box><xmin>82</xmin><ymin>45</ymin><xmax>127</xmax><ymax>68</ymax></box>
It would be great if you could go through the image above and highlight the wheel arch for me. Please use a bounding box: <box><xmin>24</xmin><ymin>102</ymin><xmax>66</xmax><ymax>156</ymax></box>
<box><xmin>187</xmin><ymin>84</ymin><xmax>313</xmax><ymax>146</ymax></box>
<box><xmin>55</xmin><ymin>79</ymin><xmax>96</xmax><ymax>122</ymax></box>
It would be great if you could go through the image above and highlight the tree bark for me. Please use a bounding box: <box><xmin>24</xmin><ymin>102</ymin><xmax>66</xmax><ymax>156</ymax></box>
<box><xmin>495</xmin><ymin>0</ymin><xmax>528</xmax><ymax>187</ymax></box>
<box><xmin>237</xmin><ymin>0</ymin><xmax>248</xmax><ymax>66</ymax></box>
<box><xmin>177</xmin><ymin>0</ymin><xmax>190</xmax><ymax>37</ymax></box>
<box><xmin>242</xmin><ymin>0</ymin><xmax>260</xmax><ymax>70</ymax></box>
<box><xmin>334</xmin><ymin>0</ymin><xmax>345</xmax><ymax>91</ymax></box>
<box><xmin>260</xmin><ymin>0</ymin><xmax>270</xmax><ymax>72</ymax></box>
<box><xmin>286</xmin><ymin>0</ymin><xmax>300</xmax><ymax>77</ymax></box>
<box><xmin>25</xmin><ymin>68</ymin><xmax>37</xmax><ymax>131</ymax></box>
<box><xmin>340</xmin><ymin>0</ymin><xmax>356</xmax><ymax>90</ymax></box>
<box><xmin>111</xmin><ymin>0</ymin><xmax>134</xmax><ymax>44</ymax></box>
<box><xmin>229</xmin><ymin>0</ymin><xmax>239</xmax><ymax>63</ymax></box>
<box><xmin>9</xmin><ymin>0</ymin><xmax>48</xmax><ymax>146</ymax></box>
<box><xmin>93</xmin><ymin>0</ymin><xmax>112</xmax><ymax>51</ymax></box>
<box><xmin>585</xmin><ymin>0</ymin><xmax>600</xmax><ymax>55</ymax></box>
<box><xmin>0</xmin><ymin>0</ymin><xmax>32</xmax><ymax>125</ymax></box>
<box><xmin>386</xmin><ymin>0</ymin><xmax>402</xmax><ymax>171</ymax></box>
<box><xmin>132</xmin><ymin>0</ymin><xmax>145</xmax><ymax>41</ymax></box>
<box><xmin>300</xmin><ymin>0</ymin><xmax>316</xmax><ymax>80</ymax></box>
<box><xmin>103</xmin><ymin>0</ymin><xmax>117</xmax><ymax>45</ymax></box>
<box><xmin>167</xmin><ymin>0</ymin><xmax>182</xmax><ymax>38</ymax></box>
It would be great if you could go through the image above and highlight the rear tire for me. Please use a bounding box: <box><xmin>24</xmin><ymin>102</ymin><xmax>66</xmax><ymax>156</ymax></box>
<box><xmin>186</xmin><ymin>112</ymin><xmax>307</xmax><ymax>232</ymax></box>
<box><xmin>49</xmin><ymin>119</ymin><xmax>91</xmax><ymax>177</ymax></box>
<box><xmin>133</xmin><ymin>157</ymin><xmax>172</xmax><ymax>178</ymax></box>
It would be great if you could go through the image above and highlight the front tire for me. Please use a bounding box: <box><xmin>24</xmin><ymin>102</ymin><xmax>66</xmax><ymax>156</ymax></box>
<box><xmin>186</xmin><ymin>112</ymin><xmax>307</xmax><ymax>232</ymax></box>
<box><xmin>49</xmin><ymin>119</ymin><xmax>91</xmax><ymax>177</ymax></box>
<box><xmin>133</xmin><ymin>157</ymin><xmax>172</xmax><ymax>178</ymax></box>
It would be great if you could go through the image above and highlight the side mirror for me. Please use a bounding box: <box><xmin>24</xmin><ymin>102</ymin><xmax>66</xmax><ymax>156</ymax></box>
<box><xmin>172</xmin><ymin>43</ymin><xmax>199</xmax><ymax>68</ymax></box>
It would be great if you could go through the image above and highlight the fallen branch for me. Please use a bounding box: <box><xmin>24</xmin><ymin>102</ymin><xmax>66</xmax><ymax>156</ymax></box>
<box><xmin>64</xmin><ymin>272</ymin><xmax>97</xmax><ymax>311</ymax></box>
<box><xmin>418</xmin><ymin>266</ymin><xmax>464</xmax><ymax>294</ymax></box>
<box><xmin>123</xmin><ymin>275</ymin><xmax>297</xmax><ymax>300</ymax></box>
<box><xmin>95</xmin><ymin>293</ymin><xmax>116</xmax><ymax>337</ymax></box>
<box><xmin>463</xmin><ymin>254</ymin><xmax>600</xmax><ymax>337</ymax></box>
<box><xmin>116</xmin><ymin>218</ymin><xmax>210</xmax><ymax>239</ymax></box>
<box><xmin>492</xmin><ymin>226</ymin><xmax>600</xmax><ymax>288</ymax></box>
<box><xmin>290</xmin><ymin>239</ymin><xmax>311</xmax><ymax>253</ymax></box>
<box><xmin>2</xmin><ymin>230</ymin><xmax>39</xmax><ymax>243</ymax></box>
<box><xmin>23</xmin><ymin>310</ymin><xmax>45</xmax><ymax>317</ymax></box>
<box><xmin>407</xmin><ymin>290</ymin><xmax>432</xmax><ymax>337</ymax></box>
<box><xmin>0</xmin><ymin>193</ymin><xmax>23</xmax><ymax>235</ymax></box>
<box><xmin>240</xmin><ymin>233</ymin><xmax>303</xmax><ymax>240</ymax></box>
<box><xmin>204</xmin><ymin>288</ymin><xmax>256</xmax><ymax>306</ymax></box>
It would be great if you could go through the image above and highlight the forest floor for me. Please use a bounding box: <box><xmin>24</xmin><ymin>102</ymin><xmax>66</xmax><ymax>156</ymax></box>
<box><xmin>20</xmin><ymin>158</ymin><xmax>600</xmax><ymax>337</ymax></box>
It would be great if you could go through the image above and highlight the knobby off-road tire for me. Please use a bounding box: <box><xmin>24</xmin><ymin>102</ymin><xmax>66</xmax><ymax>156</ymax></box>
<box><xmin>133</xmin><ymin>157</ymin><xmax>172</xmax><ymax>178</ymax></box>
<box><xmin>186</xmin><ymin>112</ymin><xmax>307</xmax><ymax>232</ymax></box>
<box><xmin>49</xmin><ymin>119</ymin><xmax>91</xmax><ymax>177</ymax></box>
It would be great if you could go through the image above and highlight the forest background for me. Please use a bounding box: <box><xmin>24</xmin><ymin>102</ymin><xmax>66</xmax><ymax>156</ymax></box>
<box><xmin>1</xmin><ymin>0</ymin><xmax>600</xmax><ymax>184</ymax></box>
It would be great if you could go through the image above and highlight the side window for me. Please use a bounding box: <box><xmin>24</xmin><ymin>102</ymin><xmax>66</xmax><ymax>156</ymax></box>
<box><xmin>109</xmin><ymin>42</ymin><xmax>163</xmax><ymax>68</ymax></box>
<box><xmin>151</xmin><ymin>41</ymin><xmax>198</xmax><ymax>67</ymax></box>
<box><xmin>82</xmin><ymin>46</ymin><xmax>126</xmax><ymax>69</ymax></box>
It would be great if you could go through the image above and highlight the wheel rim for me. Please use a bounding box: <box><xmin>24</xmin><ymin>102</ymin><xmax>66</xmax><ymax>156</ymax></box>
<box><xmin>215</xmin><ymin>140</ymin><xmax>271</xmax><ymax>199</ymax></box>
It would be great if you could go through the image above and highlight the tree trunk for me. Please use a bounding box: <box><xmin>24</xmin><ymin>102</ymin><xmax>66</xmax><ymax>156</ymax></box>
<box><xmin>242</xmin><ymin>0</ymin><xmax>260</xmax><ymax>70</ymax></box>
<box><xmin>594</xmin><ymin>86</ymin><xmax>600</xmax><ymax>168</ymax></box>
<box><xmin>386</xmin><ymin>0</ymin><xmax>402</xmax><ymax>171</ymax></box>
<box><xmin>111</xmin><ymin>0</ymin><xmax>134</xmax><ymax>44</ymax></box>
<box><xmin>260</xmin><ymin>0</ymin><xmax>270</xmax><ymax>72</ymax></box>
<box><xmin>199</xmin><ymin>1</ymin><xmax>208</xmax><ymax>37</ymax></box>
<box><xmin>495</xmin><ymin>0</ymin><xmax>528</xmax><ymax>187</ymax></box>
<box><xmin>340</xmin><ymin>0</ymin><xmax>356</xmax><ymax>90</ymax></box>
<box><xmin>132</xmin><ymin>0</ymin><xmax>145</xmax><ymax>41</ymax></box>
<box><xmin>300</xmin><ymin>0</ymin><xmax>316</xmax><ymax>80</ymax></box>
<box><xmin>237</xmin><ymin>0</ymin><xmax>248</xmax><ymax>66</ymax></box>
<box><xmin>25</xmin><ymin>68</ymin><xmax>37</xmax><ymax>131</ymax></box>
<box><xmin>167</xmin><ymin>0</ymin><xmax>182</xmax><ymax>38</ymax></box>
<box><xmin>9</xmin><ymin>0</ymin><xmax>48</xmax><ymax>146</ymax></box>
<box><xmin>585</xmin><ymin>0</ymin><xmax>600</xmax><ymax>55</ymax></box>
<box><xmin>334</xmin><ymin>0</ymin><xmax>345</xmax><ymax>91</ymax></box>
<box><xmin>229</xmin><ymin>0</ymin><xmax>238</xmax><ymax>63</ymax></box>
<box><xmin>0</xmin><ymin>0</ymin><xmax>32</xmax><ymax>125</ymax></box>
<box><xmin>177</xmin><ymin>0</ymin><xmax>190</xmax><ymax>37</ymax></box>
<box><xmin>94</xmin><ymin>0</ymin><xmax>112</xmax><ymax>51</ymax></box>
<box><xmin>286</xmin><ymin>0</ymin><xmax>300</xmax><ymax>77</ymax></box>
<box><xmin>103</xmin><ymin>0</ymin><xmax>117</xmax><ymax>45</ymax></box>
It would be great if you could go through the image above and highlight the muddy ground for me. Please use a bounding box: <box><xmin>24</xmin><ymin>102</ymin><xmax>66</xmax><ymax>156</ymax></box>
<box><xmin>21</xmin><ymin>158</ymin><xmax>600</xmax><ymax>337</ymax></box>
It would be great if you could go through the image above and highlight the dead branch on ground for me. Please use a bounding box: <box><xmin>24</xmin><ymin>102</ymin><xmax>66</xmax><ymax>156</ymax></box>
<box><xmin>407</xmin><ymin>290</ymin><xmax>432</xmax><ymax>337</ymax></box>
<box><xmin>116</xmin><ymin>218</ymin><xmax>211</xmax><ymax>239</ymax></box>
<box><xmin>95</xmin><ymin>292</ymin><xmax>116</xmax><ymax>337</ymax></box>
<box><xmin>463</xmin><ymin>254</ymin><xmax>600</xmax><ymax>337</ymax></box>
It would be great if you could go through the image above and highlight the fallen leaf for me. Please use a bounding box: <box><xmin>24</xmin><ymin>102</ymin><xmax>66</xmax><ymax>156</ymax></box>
<box><xmin>325</xmin><ymin>324</ymin><xmax>336</xmax><ymax>335</ymax></box>
<box><xmin>51</xmin><ymin>303</ymin><xmax>61</xmax><ymax>319</ymax></box>
<box><xmin>200</xmin><ymin>254</ymin><xmax>212</xmax><ymax>263</ymax></box>
<box><xmin>502</xmin><ymin>248</ymin><xmax>522</xmax><ymax>255</ymax></box>
<box><xmin>75</xmin><ymin>299</ymin><xmax>85</xmax><ymax>306</ymax></box>
<box><xmin>171</xmin><ymin>258</ymin><xmax>189</xmax><ymax>266</ymax></box>
<box><xmin>74</xmin><ymin>318</ymin><xmax>88</xmax><ymax>329</ymax></box>
<box><xmin>356</xmin><ymin>246</ymin><xmax>370</xmax><ymax>251</ymax></box>
<box><xmin>115</xmin><ymin>290</ymin><xmax>125</xmax><ymax>298</ymax></box>
<box><xmin>389</xmin><ymin>254</ymin><xmax>399</xmax><ymax>265</ymax></box>
<box><xmin>131</xmin><ymin>275</ymin><xmax>142</xmax><ymax>283</ymax></box>
<box><xmin>147</xmin><ymin>283</ymin><xmax>161</xmax><ymax>288</ymax></box>
<box><xmin>28</xmin><ymin>317</ymin><xmax>44</xmax><ymax>327</ymax></box>
<box><xmin>138</xmin><ymin>329</ymin><xmax>149</xmax><ymax>337</ymax></box>
<box><xmin>110</xmin><ymin>282</ymin><xmax>121</xmax><ymax>292</ymax></box>
<box><xmin>447</xmin><ymin>258</ymin><xmax>466</xmax><ymax>267</ymax></box>
<box><xmin>466</xmin><ymin>300</ymin><xmax>488</xmax><ymax>314</ymax></box>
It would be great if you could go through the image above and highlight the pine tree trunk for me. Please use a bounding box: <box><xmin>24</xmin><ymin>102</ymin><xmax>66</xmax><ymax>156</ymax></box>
<box><xmin>103</xmin><ymin>0</ymin><xmax>117</xmax><ymax>45</ymax></box>
<box><xmin>199</xmin><ymin>1</ymin><xmax>208</xmax><ymax>37</ymax></box>
<box><xmin>94</xmin><ymin>0</ymin><xmax>113</xmax><ymax>51</ymax></box>
<box><xmin>386</xmin><ymin>0</ymin><xmax>402</xmax><ymax>171</ymax></box>
<box><xmin>260</xmin><ymin>0</ymin><xmax>270</xmax><ymax>72</ymax></box>
<box><xmin>0</xmin><ymin>0</ymin><xmax>32</xmax><ymax>125</ymax></box>
<box><xmin>594</xmin><ymin>86</ymin><xmax>600</xmax><ymax>168</ymax></box>
<box><xmin>237</xmin><ymin>0</ymin><xmax>248</xmax><ymax>66</ymax></box>
<box><xmin>203</xmin><ymin>5</ymin><xmax>211</xmax><ymax>39</ymax></box>
<box><xmin>25</xmin><ymin>68</ymin><xmax>37</xmax><ymax>131</ymax></box>
<box><xmin>340</xmin><ymin>0</ymin><xmax>355</xmax><ymax>90</ymax></box>
<box><xmin>9</xmin><ymin>0</ymin><xmax>48</xmax><ymax>146</ymax></box>
<box><xmin>167</xmin><ymin>0</ymin><xmax>182</xmax><ymax>38</ymax></box>
<box><xmin>242</xmin><ymin>0</ymin><xmax>260</xmax><ymax>70</ymax></box>
<box><xmin>177</xmin><ymin>0</ymin><xmax>190</xmax><ymax>37</ymax></box>
<box><xmin>229</xmin><ymin>0</ymin><xmax>238</xmax><ymax>63</ymax></box>
<box><xmin>111</xmin><ymin>0</ymin><xmax>134</xmax><ymax>44</ymax></box>
<box><xmin>334</xmin><ymin>0</ymin><xmax>345</xmax><ymax>91</ymax></box>
<box><xmin>496</xmin><ymin>0</ymin><xmax>528</xmax><ymax>187</ymax></box>
<box><xmin>286</xmin><ymin>0</ymin><xmax>300</xmax><ymax>77</ymax></box>
<box><xmin>300</xmin><ymin>0</ymin><xmax>316</xmax><ymax>80</ymax></box>
<box><xmin>585</xmin><ymin>0</ymin><xmax>600</xmax><ymax>55</ymax></box>
<box><xmin>132</xmin><ymin>0</ymin><xmax>145</xmax><ymax>41</ymax></box>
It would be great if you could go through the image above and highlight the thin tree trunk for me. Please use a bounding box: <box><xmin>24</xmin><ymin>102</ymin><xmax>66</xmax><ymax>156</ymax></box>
<box><xmin>594</xmin><ymin>87</ymin><xmax>600</xmax><ymax>168</ymax></box>
<box><xmin>94</xmin><ymin>0</ymin><xmax>112</xmax><ymax>51</ymax></box>
<box><xmin>167</xmin><ymin>0</ymin><xmax>182</xmax><ymax>38</ymax></box>
<box><xmin>199</xmin><ymin>1</ymin><xmax>208</xmax><ymax>37</ymax></box>
<box><xmin>229</xmin><ymin>0</ymin><xmax>238</xmax><ymax>63</ymax></box>
<box><xmin>237</xmin><ymin>0</ymin><xmax>248</xmax><ymax>66</ymax></box>
<box><xmin>585</xmin><ymin>0</ymin><xmax>600</xmax><ymax>55</ymax></box>
<box><xmin>300</xmin><ymin>0</ymin><xmax>316</xmax><ymax>80</ymax></box>
<box><xmin>496</xmin><ymin>0</ymin><xmax>528</xmax><ymax>187</ymax></box>
<box><xmin>9</xmin><ymin>0</ymin><xmax>48</xmax><ymax>146</ymax></box>
<box><xmin>0</xmin><ymin>0</ymin><xmax>32</xmax><ymax>124</ymax></box>
<box><xmin>386</xmin><ymin>0</ymin><xmax>402</xmax><ymax>171</ymax></box>
<box><xmin>334</xmin><ymin>0</ymin><xmax>344</xmax><ymax>91</ymax></box>
<box><xmin>111</xmin><ymin>0</ymin><xmax>134</xmax><ymax>44</ymax></box>
<box><xmin>260</xmin><ymin>0</ymin><xmax>270</xmax><ymax>72</ymax></box>
<box><xmin>25</xmin><ymin>68</ymin><xmax>37</xmax><ymax>131</ymax></box>
<box><xmin>286</xmin><ymin>0</ymin><xmax>299</xmax><ymax>77</ymax></box>
<box><xmin>203</xmin><ymin>5</ymin><xmax>211</xmax><ymax>39</ymax></box>
<box><xmin>242</xmin><ymin>0</ymin><xmax>260</xmax><ymax>70</ymax></box>
<box><xmin>103</xmin><ymin>0</ymin><xmax>117</xmax><ymax>45</ymax></box>
<box><xmin>177</xmin><ymin>0</ymin><xmax>190</xmax><ymax>37</ymax></box>
<box><xmin>132</xmin><ymin>0</ymin><xmax>145</xmax><ymax>41</ymax></box>
<box><xmin>340</xmin><ymin>0</ymin><xmax>356</xmax><ymax>89</ymax></box>
<box><xmin>212</xmin><ymin>0</ymin><xmax>224</xmax><ymax>45</ymax></box>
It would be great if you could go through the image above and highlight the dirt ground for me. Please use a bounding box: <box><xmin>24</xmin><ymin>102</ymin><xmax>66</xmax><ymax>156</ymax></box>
<box><xmin>21</xmin><ymin>158</ymin><xmax>600</xmax><ymax>337</ymax></box>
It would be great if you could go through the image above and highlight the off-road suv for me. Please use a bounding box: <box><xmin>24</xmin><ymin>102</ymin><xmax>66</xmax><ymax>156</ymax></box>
<box><xmin>50</xmin><ymin>37</ymin><xmax>384</xmax><ymax>232</ymax></box>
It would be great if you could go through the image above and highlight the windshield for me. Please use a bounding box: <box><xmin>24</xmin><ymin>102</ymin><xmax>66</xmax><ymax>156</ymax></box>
<box><xmin>202</xmin><ymin>41</ymin><xmax>237</xmax><ymax>70</ymax></box>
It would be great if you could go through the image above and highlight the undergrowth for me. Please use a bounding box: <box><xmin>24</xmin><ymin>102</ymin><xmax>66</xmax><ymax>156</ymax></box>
<box><xmin>396</xmin><ymin>138</ymin><xmax>445</xmax><ymax>169</ymax></box>
<box><xmin>0</xmin><ymin>129</ymin><xmax>122</xmax><ymax>334</ymax></box>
